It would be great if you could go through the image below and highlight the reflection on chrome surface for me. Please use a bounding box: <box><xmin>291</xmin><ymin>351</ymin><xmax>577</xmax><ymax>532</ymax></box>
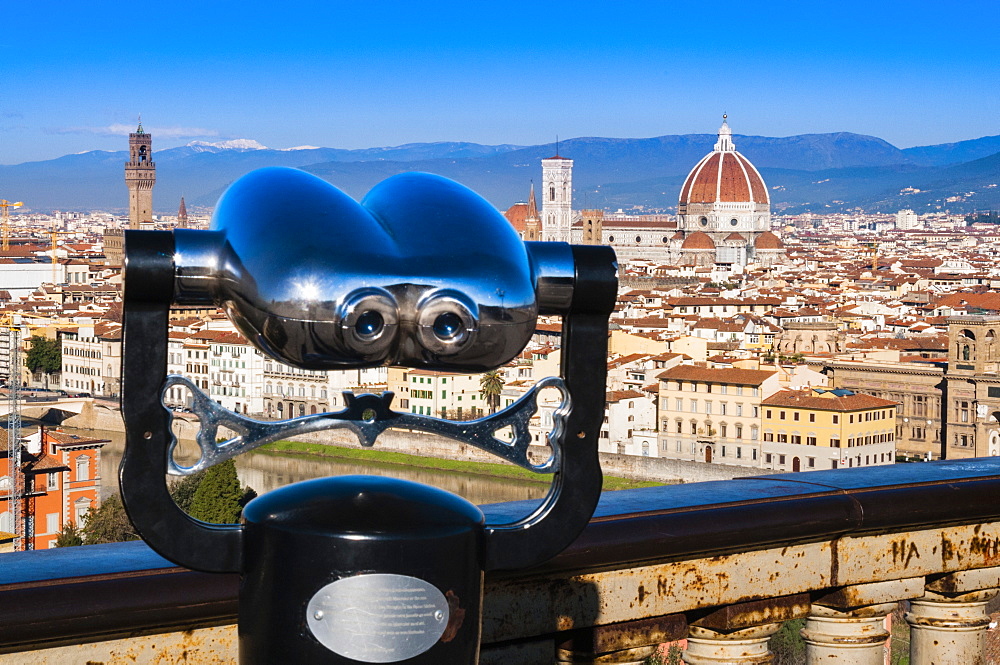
<box><xmin>173</xmin><ymin>167</ymin><xmax>575</xmax><ymax>372</ymax></box>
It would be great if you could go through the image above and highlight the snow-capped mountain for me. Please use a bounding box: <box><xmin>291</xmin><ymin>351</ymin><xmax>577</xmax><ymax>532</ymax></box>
<box><xmin>186</xmin><ymin>139</ymin><xmax>269</xmax><ymax>152</ymax></box>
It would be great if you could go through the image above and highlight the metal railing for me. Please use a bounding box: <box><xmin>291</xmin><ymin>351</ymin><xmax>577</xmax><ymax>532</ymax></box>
<box><xmin>4</xmin><ymin>457</ymin><xmax>1000</xmax><ymax>663</ymax></box>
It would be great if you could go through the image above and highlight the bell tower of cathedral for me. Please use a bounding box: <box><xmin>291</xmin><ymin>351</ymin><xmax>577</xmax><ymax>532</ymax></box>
<box><xmin>124</xmin><ymin>119</ymin><xmax>156</xmax><ymax>229</ymax></box>
<box><xmin>541</xmin><ymin>152</ymin><xmax>573</xmax><ymax>242</ymax></box>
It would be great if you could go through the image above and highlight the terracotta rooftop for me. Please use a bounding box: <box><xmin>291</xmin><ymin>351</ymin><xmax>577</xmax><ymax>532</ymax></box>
<box><xmin>606</xmin><ymin>390</ymin><xmax>647</xmax><ymax>402</ymax></box>
<box><xmin>762</xmin><ymin>389</ymin><xmax>898</xmax><ymax>412</ymax></box>
<box><xmin>657</xmin><ymin>364</ymin><xmax>777</xmax><ymax>386</ymax></box>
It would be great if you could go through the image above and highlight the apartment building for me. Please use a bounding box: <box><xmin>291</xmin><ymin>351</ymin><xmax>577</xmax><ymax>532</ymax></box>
<box><xmin>262</xmin><ymin>358</ymin><xmax>330</xmax><ymax>419</ymax></box>
<box><xmin>390</xmin><ymin>370</ymin><xmax>485</xmax><ymax>420</ymax></box>
<box><xmin>1</xmin><ymin>427</ymin><xmax>107</xmax><ymax>550</ymax></box>
<box><xmin>600</xmin><ymin>390</ymin><xmax>656</xmax><ymax>456</ymax></box>
<box><xmin>208</xmin><ymin>332</ymin><xmax>264</xmax><ymax>415</ymax></box>
<box><xmin>656</xmin><ymin>365</ymin><xmax>781</xmax><ymax>465</ymax></box>
<box><xmin>59</xmin><ymin>321</ymin><xmax>121</xmax><ymax>397</ymax></box>
<box><xmin>761</xmin><ymin>388</ymin><xmax>897</xmax><ymax>471</ymax></box>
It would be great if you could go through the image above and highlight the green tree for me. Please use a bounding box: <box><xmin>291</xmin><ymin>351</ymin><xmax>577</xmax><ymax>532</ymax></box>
<box><xmin>25</xmin><ymin>336</ymin><xmax>61</xmax><ymax>375</ymax></box>
<box><xmin>54</xmin><ymin>521</ymin><xmax>84</xmax><ymax>547</ymax></box>
<box><xmin>479</xmin><ymin>370</ymin><xmax>504</xmax><ymax>414</ymax></box>
<box><xmin>81</xmin><ymin>494</ymin><xmax>140</xmax><ymax>545</ymax></box>
<box><xmin>169</xmin><ymin>469</ymin><xmax>206</xmax><ymax>514</ymax></box>
<box><xmin>189</xmin><ymin>459</ymin><xmax>245</xmax><ymax>524</ymax></box>
<box><xmin>769</xmin><ymin>619</ymin><xmax>806</xmax><ymax>665</ymax></box>
<box><xmin>240</xmin><ymin>486</ymin><xmax>258</xmax><ymax>509</ymax></box>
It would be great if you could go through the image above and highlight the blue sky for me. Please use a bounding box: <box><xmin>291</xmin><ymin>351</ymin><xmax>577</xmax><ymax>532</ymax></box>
<box><xmin>3</xmin><ymin>0</ymin><xmax>997</xmax><ymax>164</ymax></box>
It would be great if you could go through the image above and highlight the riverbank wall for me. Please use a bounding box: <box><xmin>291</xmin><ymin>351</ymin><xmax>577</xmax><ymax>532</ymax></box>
<box><xmin>64</xmin><ymin>403</ymin><xmax>773</xmax><ymax>484</ymax></box>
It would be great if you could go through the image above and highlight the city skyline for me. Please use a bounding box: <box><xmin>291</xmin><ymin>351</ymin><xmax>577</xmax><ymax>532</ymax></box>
<box><xmin>3</xmin><ymin>0</ymin><xmax>999</xmax><ymax>165</ymax></box>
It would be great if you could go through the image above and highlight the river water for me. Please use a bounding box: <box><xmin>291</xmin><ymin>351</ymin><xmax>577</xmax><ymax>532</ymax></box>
<box><xmin>54</xmin><ymin>425</ymin><xmax>549</xmax><ymax>507</ymax></box>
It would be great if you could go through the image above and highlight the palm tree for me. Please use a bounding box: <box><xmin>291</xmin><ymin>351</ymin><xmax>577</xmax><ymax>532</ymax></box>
<box><xmin>479</xmin><ymin>370</ymin><xmax>505</xmax><ymax>414</ymax></box>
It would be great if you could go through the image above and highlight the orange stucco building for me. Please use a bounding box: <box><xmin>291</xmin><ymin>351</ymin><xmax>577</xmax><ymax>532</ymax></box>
<box><xmin>1</xmin><ymin>427</ymin><xmax>107</xmax><ymax>550</ymax></box>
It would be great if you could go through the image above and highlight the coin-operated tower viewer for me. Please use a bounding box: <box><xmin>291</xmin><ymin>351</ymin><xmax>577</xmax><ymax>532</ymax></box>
<box><xmin>119</xmin><ymin>167</ymin><xmax>617</xmax><ymax>664</ymax></box>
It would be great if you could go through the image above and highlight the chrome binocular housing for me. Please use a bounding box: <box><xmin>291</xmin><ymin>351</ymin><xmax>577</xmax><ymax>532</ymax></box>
<box><xmin>120</xmin><ymin>166</ymin><xmax>618</xmax><ymax>589</ymax></box>
<box><xmin>171</xmin><ymin>167</ymin><xmax>574</xmax><ymax>372</ymax></box>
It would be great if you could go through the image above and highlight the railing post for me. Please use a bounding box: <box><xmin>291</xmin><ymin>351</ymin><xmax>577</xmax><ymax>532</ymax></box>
<box><xmin>683</xmin><ymin>624</ymin><xmax>783</xmax><ymax>664</ymax></box>
<box><xmin>801</xmin><ymin>603</ymin><xmax>895</xmax><ymax>664</ymax></box>
<box><xmin>905</xmin><ymin>567</ymin><xmax>1000</xmax><ymax>665</ymax></box>
<box><xmin>553</xmin><ymin>616</ymin><xmax>686</xmax><ymax>665</ymax></box>
<box><xmin>555</xmin><ymin>644</ymin><xmax>658</xmax><ymax>664</ymax></box>
<box><xmin>802</xmin><ymin>578</ymin><xmax>925</xmax><ymax>664</ymax></box>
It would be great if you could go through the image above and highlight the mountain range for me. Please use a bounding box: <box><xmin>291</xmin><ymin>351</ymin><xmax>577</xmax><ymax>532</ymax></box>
<box><xmin>2</xmin><ymin>132</ymin><xmax>999</xmax><ymax>216</ymax></box>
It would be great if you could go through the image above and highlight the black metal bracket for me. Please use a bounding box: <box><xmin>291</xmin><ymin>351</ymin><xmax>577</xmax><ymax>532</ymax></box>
<box><xmin>120</xmin><ymin>230</ymin><xmax>616</xmax><ymax>574</ymax></box>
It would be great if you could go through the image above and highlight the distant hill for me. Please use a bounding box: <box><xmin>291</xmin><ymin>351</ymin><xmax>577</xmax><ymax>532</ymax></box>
<box><xmin>902</xmin><ymin>135</ymin><xmax>1000</xmax><ymax>166</ymax></box>
<box><xmin>2</xmin><ymin>132</ymin><xmax>998</xmax><ymax>215</ymax></box>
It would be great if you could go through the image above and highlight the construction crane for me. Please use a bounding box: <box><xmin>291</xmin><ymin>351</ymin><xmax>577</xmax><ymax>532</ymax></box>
<box><xmin>3</xmin><ymin>315</ymin><xmax>23</xmax><ymax>550</ymax></box>
<box><xmin>0</xmin><ymin>200</ymin><xmax>24</xmax><ymax>252</ymax></box>
<box><xmin>48</xmin><ymin>230</ymin><xmax>75</xmax><ymax>285</ymax></box>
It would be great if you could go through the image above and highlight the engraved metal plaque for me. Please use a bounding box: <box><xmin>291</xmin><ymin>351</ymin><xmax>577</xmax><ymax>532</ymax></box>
<box><xmin>307</xmin><ymin>573</ymin><xmax>449</xmax><ymax>662</ymax></box>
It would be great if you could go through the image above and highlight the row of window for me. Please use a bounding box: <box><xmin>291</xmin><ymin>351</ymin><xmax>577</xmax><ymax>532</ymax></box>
<box><xmin>412</xmin><ymin>376</ymin><xmax>449</xmax><ymax>384</ymax></box>
<box><xmin>670</xmin><ymin>399</ymin><xmax>755</xmax><ymax>417</ymax></box>
<box><xmin>762</xmin><ymin>432</ymin><xmax>894</xmax><ymax>447</ymax></box>
<box><xmin>909</xmin><ymin>427</ymin><xmax>941</xmax><ymax>441</ymax></box>
<box><xmin>264</xmin><ymin>362</ymin><xmax>325</xmax><ymax>377</ymax></box>
<box><xmin>64</xmin><ymin>379</ymin><xmax>97</xmax><ymax>390</ymax></box>
<box><xmin>409</xmin><ymin>405</ymin><xmax>484</xmax><ymax>418</ymax></box>
<box><xmin>215</xmin><ymin>345</ymin><xmax>246</xmax><ymax>356</ymax></box>
<box><xmin>760</xmin><ymin>453</ymin><xmax>891</xmax><ymax>468</ymax></box>
<box><xmin>605</xmin><ymin>235</ymin><xmax>672</xmax><ymax>245</ymax></box>
<box><xmin>668</xmin><ymin>382</ymin><xmax>759</xmax><ymax>396</ymax></box>
<box><xmin>663</xmin><ymin>439</ymin><xmax>765</xmax><ymax>460</ymax></box>
<box><xmin>264</xmin><ymin>384</ymin><xmax>328</xmax><ymax>399</ymax></box>
<box><xmin>65</xmin><ymin>365</ymin><xmax>99</xmax><ymax>376</ymax></box>
<box><xmin>764</xmin><ymin>409</ymin><xmax>893</xmax><ymax>424</ymax></box>
<box><xmin>212</xmin><ymin>359</ymin><xmax>247</xmax><ymax>369</ymax></box>
<box><xmin>63</xmin><ymin>347</ymin><xmax>101</xmax><ymax>359</ymax></box>
<box><xmin>668</xmin><ymin>420</ymin><xmax>760</xmax><ymax>439</ymax></box>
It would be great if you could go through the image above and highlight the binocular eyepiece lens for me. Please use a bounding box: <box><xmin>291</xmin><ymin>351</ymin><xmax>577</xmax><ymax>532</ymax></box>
<box><xmin>338</xmin><ymin>288</ymin><xmax>399</xmax><ymax>360</ymax></box>
<box><xmin>355</xmin><ymin>310</ymin><xmax>385</xmax><ymax>339</ymax></box>
<box><xmin>432</xmin><ymin>312</ymin><xmax>463</xmax><ymax>340</ymax></box>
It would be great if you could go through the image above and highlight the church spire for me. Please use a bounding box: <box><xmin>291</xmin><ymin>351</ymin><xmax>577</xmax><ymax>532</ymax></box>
<box><xmin>177</xmin><ymin>196</ymin><xmax>188</xmax><ymax>226</ymax></box>
<box><xmin>526</xmin><ymin>181</ymin><xmax>539</xmax><ymax>220</ymax></box>
<box><xmin>136</xmin><ymin>114</ymin><xmax>145</xmax><ymax>135</ymax></box>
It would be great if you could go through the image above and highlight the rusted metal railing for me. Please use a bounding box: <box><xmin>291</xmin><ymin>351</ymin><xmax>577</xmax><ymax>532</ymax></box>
<box><xmin>3</xmin><ymin>457</ymin><xmax>1000</xmax><ymax>663</ymax></box>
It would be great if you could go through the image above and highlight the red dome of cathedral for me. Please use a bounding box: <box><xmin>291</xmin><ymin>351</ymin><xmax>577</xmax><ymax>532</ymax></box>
<box><xmin>678</xmin><ymin>117</ymin><xmax>769</xmax><ymax>212</ymax></box>
<box><xmin>754</xmin><ymin>230</ymin><xmax>784</xmax><ymax>249</ymax></box>
<box><xmin>681</xmin><ymin>231</ymin><xmax>716</xmax><ymax>250</ymax></box>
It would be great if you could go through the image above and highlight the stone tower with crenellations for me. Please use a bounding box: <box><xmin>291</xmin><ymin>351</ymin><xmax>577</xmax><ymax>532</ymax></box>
<box><xmin>124</xmin><ymin>119</ymin><xmax>156</xmax><ymax>229</ymax></box>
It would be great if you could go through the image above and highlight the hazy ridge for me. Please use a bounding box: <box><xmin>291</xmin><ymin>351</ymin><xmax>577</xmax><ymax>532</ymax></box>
<box><xmin>2</xmin><ymin>133</ymin><xmax>998</xmax><ymax>215</ymax></box>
